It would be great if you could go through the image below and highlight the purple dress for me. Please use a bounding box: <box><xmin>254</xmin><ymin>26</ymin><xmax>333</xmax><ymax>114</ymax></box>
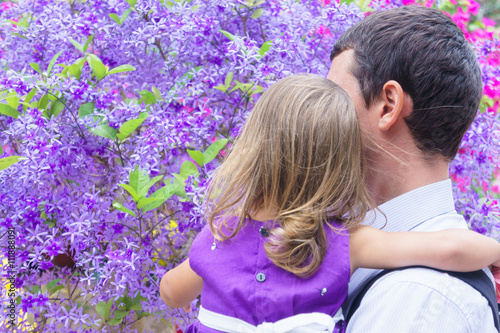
<box><xmin>186</xmin><ymin>217</ymin><xmax>350</xmax><ymax>332</ymax></box>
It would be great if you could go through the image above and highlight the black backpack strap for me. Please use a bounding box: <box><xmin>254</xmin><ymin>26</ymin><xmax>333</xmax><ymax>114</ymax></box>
<box><xmin>345</xmin><ymin>266</ymin><xmax>500</xmax><ymax>331</ymax></box>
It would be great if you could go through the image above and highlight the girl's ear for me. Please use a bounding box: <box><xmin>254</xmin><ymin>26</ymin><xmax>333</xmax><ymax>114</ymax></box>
<box><xmin>378</xmin><ymin>80</ymin><xmax>405</xmax><ymax>132</ymax></box>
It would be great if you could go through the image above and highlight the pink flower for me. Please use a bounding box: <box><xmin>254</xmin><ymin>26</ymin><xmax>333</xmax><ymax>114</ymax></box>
<box><xmin>468</xmin><ymin>0</ymin><xmax>480</xmax><ymax>16</ymax></box>
<box><xmin>483</xmin><ymin>18</ymin><xmax>496</xmax><ymax>27</ymax></box>
<box><xmin>316</xmin><ymin>24</ymin><xmax>332</xmax><ymax>37</ymax></box>
<box><xmin>0</xmin><ymin>2</ymin><xmax>13</xmax><ymax>11</ymax></box>
<box><xmin>449</xmin><ymin>7</ymin><xmax>470</xmax><ymax>32</ymax></box>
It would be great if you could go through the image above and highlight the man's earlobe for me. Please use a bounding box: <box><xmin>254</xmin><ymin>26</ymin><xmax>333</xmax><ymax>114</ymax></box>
<box><xmin>378</xmin><ymin>80</ymin><xmax>404</xmax><ymax>132</ymax></box>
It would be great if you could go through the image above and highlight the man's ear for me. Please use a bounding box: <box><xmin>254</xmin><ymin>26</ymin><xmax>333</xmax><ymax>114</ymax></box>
<box><xmin>378</xmin><ymin>80</ymin><xmax>405</xmax><ymax>132</ymax></box>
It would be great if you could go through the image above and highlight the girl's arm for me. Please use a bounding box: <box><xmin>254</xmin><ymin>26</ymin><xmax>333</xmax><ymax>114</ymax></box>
<box><xmin>159</xmin><ymin>259</ymin><xmax>203</xmax><ymax>308</ymax></box>
<box><xmin>349</xmin><ymin>226</ymin><xmax>500</xmax><ymax>275</ymax></box>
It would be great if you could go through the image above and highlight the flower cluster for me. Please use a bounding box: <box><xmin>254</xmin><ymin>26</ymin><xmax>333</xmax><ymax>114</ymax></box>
<box><xmin>0</xmin><ymin>0</ymin><xmax>498</xmax><ymax>331</ymax></box>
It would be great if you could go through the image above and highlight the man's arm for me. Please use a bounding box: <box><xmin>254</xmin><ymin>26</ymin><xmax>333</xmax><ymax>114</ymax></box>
<box><xmin>346</xmin><ymin>268</ymin><xmax>496</xmax><ymax>333</ymax></box>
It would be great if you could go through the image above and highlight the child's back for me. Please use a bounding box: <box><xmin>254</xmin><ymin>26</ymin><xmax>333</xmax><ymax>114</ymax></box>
<box><xmin>186</xmin><ymin>216</ymin><xmax>349</xmax><ymax>332</ymax></box>
<box><xmin>160</xmin><ymin>74</ymin><xmax>500</xmax><ymax>332</ymax></box>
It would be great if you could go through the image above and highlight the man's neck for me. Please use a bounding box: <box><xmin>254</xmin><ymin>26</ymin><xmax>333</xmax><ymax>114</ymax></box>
<box><xmin>366</xmin><ymin>150</ymin><xmax>450</xmax><ymax>206</ymax></box>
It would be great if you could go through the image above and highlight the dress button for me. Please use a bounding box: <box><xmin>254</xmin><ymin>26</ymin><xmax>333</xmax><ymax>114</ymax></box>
<box><xmin>259</xmin><ymin>226</ymin><xmax>269</xmax><ymax>237</ymax></box>
<box><xmin>256</xmin><ymin>272</ymin><xmax>266</xmax><ymax>282</ymax></box>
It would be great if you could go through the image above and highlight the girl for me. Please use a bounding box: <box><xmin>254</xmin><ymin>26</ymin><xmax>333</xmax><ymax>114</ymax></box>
<box><xmin>159</xmin><ymin>74</ymin><xmax>500</xmax><ymax>333</ymax></box>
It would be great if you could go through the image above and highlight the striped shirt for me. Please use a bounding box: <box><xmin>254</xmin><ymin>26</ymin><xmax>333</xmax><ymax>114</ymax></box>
<box><xmin>345</xmin><ymin>179</ymin><xmax>496</xmax><ymax>333</ymax></box>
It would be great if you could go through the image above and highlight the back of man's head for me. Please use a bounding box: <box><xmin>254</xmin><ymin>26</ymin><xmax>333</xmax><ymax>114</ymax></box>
<box><xmin>330</xmin><ymin>5</ymin><xmax>483</xmax><ymax>160</ymax></box>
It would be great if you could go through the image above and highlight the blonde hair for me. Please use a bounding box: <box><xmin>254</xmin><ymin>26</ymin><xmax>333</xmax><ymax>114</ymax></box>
<box><xmin>206</xmin><ymin>74</ymin><xmax>373</xmax><ymax>277</ymax></box>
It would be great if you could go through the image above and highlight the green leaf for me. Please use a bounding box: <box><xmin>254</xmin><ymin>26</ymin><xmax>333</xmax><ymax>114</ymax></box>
<box><xmin>129</xmin><ymin>166</ymin><xmax>149</xmax><ymax>194</ymax></box>
<box><xmin>0</xmin><ymin>104</ymin><xmax>19</xmax><ymax>118</ymax></box>
<box><xmin>96</xmin><ymin>299</ymin><xmax>113</xmax><ymax>321</ymax></box>
<box><xmin>0</xmin><ymin>156</ymin><xmax>22</xmax><ymax>171</ymax></box>
<box><xmin>138</xmin><ymin>90</ymin><xmax>156</xmax><ymax>105</ymax></box>
<box><xmin>203</xmin><ymin>138</ymin><xmax>229</xmax><ymax>164</ymax></box>
<box><xmin>50</xmin><ymin>100</ymin><xmax>65</xmax><ymax>117</ymax></box>
<box><xmin>214</xmin><ymin>85</ymin><xmax>227</xmax><ymax>93</ymax></box>
<box><xmin>119</xmin><ymin>295</ymin><xmax>133</xmax><ymax>310</ymax></box>
<box><xmin>48</xmin><ymin>284</ymin><xmax>64</xmax><ymax>296</ymax></box>
<box><xmin>29</xmin><ymin>285</ymin><xmax>40</xmax><ymax>294</ymax></box>
<box><xmin>68</xmin><ymin>64</ymin><xmax>82</xmax><ymax>79</ymax></box>
<box><xmin>224</xmin><ymin>71</ymin><xmax>233</xmax><ymax>88</ymax></box>
<box><xmin>120</xmin><ymin>8</ymin><xmax>132</xmax><ymax>24</ymax></box>
<box><xmin>229</xmin><ymin>80</ymin><xmax>245</xmax><ymax>93</ymax></box>
<box><xmin>69</xmin><ymin>39</ymin><xmax>84</xmax><ymax>52</ymax></box>
<box><xmin>138</xmin><ymin>175</ymin><xmax>163</xmax><ymax>198</ymax></box>
<box><xmin>86</xmin><ymin>54</ymin><xmax>107</xmax><ymax>81</ymax></box>
<box><xmin>46</xmin><ymin>278</ymin><xmax>62</xmax><ymax>291</ymax></box>
<box><xmin>113</xmin><ymin>310</ymin><xmax>128</xmax><ymax>320</ymax></box>
<box><xmin>92</xmin><ymin>123</ymin><xmax>117</xmax><ymax>139</ymax></box>
<box><xmin>47</xmin><ymin>51</ymin><xmax>63</xmax><ymax>76</ymax></box>
<box><xmin>6</xmin><ymin>96</ymin><xmax>19</xmax><ymax>110</ymax></box>
<box><xmin>113</xmin><ymin>201</ymin><xmax>137</xmax><ymax>217</ymax></box>
<box><xmin>74</xmin><ymin>56</ymin><xmax>87</xmax><ymax>67</ymax></box>
<box><xmin>354</xmin><ymin>0</ymin><xmax>373</xmax><ymax>12</ymax></box>
<box><xmin>130</xmin><ymin>303</ymin><xmax>142</xmax><ymax>311</ymax></box>
<box><xmin>258</xmin><ymin>41</ymin><xmax>272</xmax><ymax>58</ymax></box>
<box><xmin>251</xmin><ymin>8</ymin><xmax>264</xmax><ymax>19</ymax></box>
<box><xmin>83</xmin><ymin>34</ymin><xmax>95</xmax><ymax>52</ymax></box>
<box><xmin>119</xmin><ymin>184</ymin><xmax>140</xmax><ymax>202</ymax></box>
<box><xmin>137</xmin><ymin>197</ymin><xmax>161</xmax><ymax>209</ymax></box>
<box><xmin>38</xmin><ymin>94</ymin><xmax>49</xmax><ymax>110</ymax></box>
<box><xmin>187</xmin><ymin>149</ymin><xmax>204</xmax><ymax>166</ymax></box>
<box><xmin>219</xmin><ymin>30</ymin><xmax>235</xmax><ymax>41</ymax></box>
<box><xmin>129</xmin><ymin>295</ymin><xmax>144</xmax><ymax>311</ymax></box>
<box><xmin>172</xmin><ymin>177</ymin><xmax>186</xmax><ymax>198</ymax></box>
<box><xmin>151</xmin><ymin>87</ymin><xmax>162</xmax><ymax>100</ymax></box>
<box><xmin>24</xmin><ymin>88</ymin><xmax>37</xmax><ymax>104</ymax></box>
<box><xmin>108</xmin><ymin>13</ymin><xmax>121</xmax><ymax>24</ymax></box>
<box><xmin>180</xmin><ymin>160</ymin><xmax>198</xmax><ymax>178</ymax></box>
<box><xmin>11</xmin><ymin>32</ymin><xmax>27</xmax><ymax>40</ymax></box>
<box><xmin>116</xmin><ymin>113</ymin><xmax>147</xmax><ymax>141</ymax></box>
<box><xmin>108</xmin><ymin>317</ymin><xmax>123</xmax><ymax>326</ymax></box>
<box><xmin>30</xmin><ymin>63</ymin><xmax>41</xmax><ymax>75</ymax></box>
<box><xmin>141</xmin><ymin>183</ymin><xmax>180</xmax><ymax>212</ymax></box>
<box><xmin>78</xmin><ymin>102</ymin><xmax>95</xmax><ymax>119</ymax></box>
<box><xmin>59</xmin><ymin>65</ymin><xmax>69</xmax><ymax>77</ymax></box>
<box><xmin>67</xmin><ymin>57</ymin><xmax>86</xmax><ymax>79</ymax></box>
<box><xmin>23</xmin><ymin>88</ymin><xmax>37</xmax><ymax>112</ymax></box>
<box><xmin>125</xmin><ymin>0</ymin><xmax>137</xmax><ymax>6</ymax></box>
<box><xmin>95</xmin><ymin>302</ymin><xmax>106</xmax><ymax>319</ymax></box>
<box><xmin>107</xmin><ymin>64</ymin><xmax>136</xmax><ymax>76</ymax></box>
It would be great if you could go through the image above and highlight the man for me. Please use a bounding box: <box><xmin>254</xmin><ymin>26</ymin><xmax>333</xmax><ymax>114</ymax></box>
<box><xmin>327</xmin><ymin>5</ymin><xmax>496</xmax><ymax>332</ymax></box>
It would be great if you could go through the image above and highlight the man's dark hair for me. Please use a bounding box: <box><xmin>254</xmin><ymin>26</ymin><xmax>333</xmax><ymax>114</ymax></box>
<box><xmin>330</xmin><ymin>5</ymin><xmax>483</xmax><ymax>160</ymax></box>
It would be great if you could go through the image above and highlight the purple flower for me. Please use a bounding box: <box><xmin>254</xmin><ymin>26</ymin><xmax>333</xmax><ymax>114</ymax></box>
<box><xmin>21</xmin><ymin>294</ymin><xmax>34</xmax><ymax>312</ymax></box>
<box><xmin>0</xmin><ymin>0</ymin><xmax>497</xmax><ymax>331</ymax></box>
<box><xmin>112</xmin><ymin>224</ymin><xmax>124</xmax><ymax>234</ymax></box>
<box><xmin>46</xmin><ymin>241</ymin><xmax>62</xmax><ymax>257</ymax></box>
<box><xmin>40</xmin><ymin>261</ymin><xmax>53</xmax><ymax>270</ymax></box>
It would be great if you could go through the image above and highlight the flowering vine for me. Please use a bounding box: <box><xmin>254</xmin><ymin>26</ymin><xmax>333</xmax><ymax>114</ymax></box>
<box><xmin>0</xmin><ymin>0</ymin><xmax>498</xmax><ymax>331</ymax></box>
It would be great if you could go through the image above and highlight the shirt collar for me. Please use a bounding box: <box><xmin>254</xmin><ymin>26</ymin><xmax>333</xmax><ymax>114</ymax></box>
<box><xmin>365</xmin><ymin>179</ymin><xmax>456</xmax><ymax>232</ymax></box>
